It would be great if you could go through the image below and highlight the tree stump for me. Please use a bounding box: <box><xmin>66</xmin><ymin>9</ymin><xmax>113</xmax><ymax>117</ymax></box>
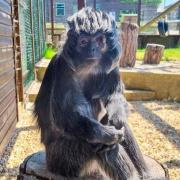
<box><xmin>119</xmin><ymin>22</ymin><xmax>139</xmax><ymax>68</ymax></box>
<box><xmin>143</xmin><ymin>44</ymin><xmax>165</xmax><ymax>64</ymax></box>
<box><xmin>17</xmin><ymin>151</ymin><xmax>169</xmax><ymax>180</ymax></box>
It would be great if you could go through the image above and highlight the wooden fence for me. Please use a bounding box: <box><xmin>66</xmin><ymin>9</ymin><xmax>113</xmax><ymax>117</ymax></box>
<box><xmin>0</xmin><ymin>0</ymin><xmax>18</xmax><ymax>155</ymax></box>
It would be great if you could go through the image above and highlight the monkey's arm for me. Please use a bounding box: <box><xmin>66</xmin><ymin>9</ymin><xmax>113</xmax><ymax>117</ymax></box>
<box><xmin>106</xmin><ymin>91</ymin><xmax>129</xmax><ymax>129</ymax></box>
<box><xmin>105</xmin><ymin>86</ymin><xmax>148</xmax><ymax>176</ymax></box>
<box><xmin>51</xmin><ymin>89</ymin><xmax>124</xmax><ymax>146</ymax></box>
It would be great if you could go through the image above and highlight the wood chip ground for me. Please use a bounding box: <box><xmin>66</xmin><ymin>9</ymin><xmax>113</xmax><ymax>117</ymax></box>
<box><xmin>0</xmin><ymin>101</ymin><xmax>179</xmax><ymax>180</ymax></box>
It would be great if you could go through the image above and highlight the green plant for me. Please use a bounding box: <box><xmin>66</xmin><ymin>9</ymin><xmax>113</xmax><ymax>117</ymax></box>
<box><xmin>44</xmin><ymin>43</ymin><xmax>57</xmax><ymax>59</ymax></box>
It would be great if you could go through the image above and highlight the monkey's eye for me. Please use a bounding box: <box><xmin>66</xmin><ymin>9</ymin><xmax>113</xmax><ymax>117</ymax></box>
<box><xmin>96</xmin><ymin>35</ymin><xmax>105</xmax><ymax>46</ymax></box>
<box><xmin>79</xmin><ymin>38</ymin><xmax>88</xmax><ymax>46</ymax></box>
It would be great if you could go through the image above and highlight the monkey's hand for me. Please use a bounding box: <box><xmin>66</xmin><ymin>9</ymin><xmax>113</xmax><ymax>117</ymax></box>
<box><xmin>90</xmin><ymin>126</ymin><xmax>124</xmax><ymax>153</ymax></box>
<box><xmin>88</xmin><ymin>125</ymin><xmax>124</xmax><ymax>146</ymax></box>
<box><xmin>102</xmin><ymin>125</ymin><xmax>125</xmax><ymax>145</ymax></box>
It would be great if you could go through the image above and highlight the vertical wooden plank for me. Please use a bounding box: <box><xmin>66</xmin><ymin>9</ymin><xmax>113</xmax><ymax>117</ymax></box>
<box><xmin>10</xmin><ymin>0</ymin><xmax>19</xmax><ymax>123</ymax></box>
<box><xmin>0</xmin><ymin>0</ymin><xmax>18</xmax><ymax>155</ymax></box>
<box><xmin>12</xmin><ymin>0</ymin><xmax>24</xmax><ymax>102</ymax></box>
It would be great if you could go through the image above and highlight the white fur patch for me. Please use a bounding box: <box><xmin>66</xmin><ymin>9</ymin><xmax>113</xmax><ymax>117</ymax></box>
<box><xmin>80</xmin><ymin>159</ymin><xmax>111</xmax><ymax>179</ymax></box>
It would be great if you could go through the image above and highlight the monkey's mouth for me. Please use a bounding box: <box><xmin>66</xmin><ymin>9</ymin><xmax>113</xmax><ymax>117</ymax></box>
<box><xmin>86</xmin><ymin>57</ymin><xmax>99</xmax><ymax>61</ymax></box>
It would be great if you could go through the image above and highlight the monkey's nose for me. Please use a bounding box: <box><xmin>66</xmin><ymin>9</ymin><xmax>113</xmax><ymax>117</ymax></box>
<box><xmin>91</xmin><ymin>47</ymin><xmax>95</xmax><ymax>52</ymax></box>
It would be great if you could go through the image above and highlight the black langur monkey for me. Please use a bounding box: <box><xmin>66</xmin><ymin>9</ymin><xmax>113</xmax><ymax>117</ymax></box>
<box><xmin>34</xmin><ymin>7</ymin><xmax>148</xmax><ymax>180</ymax></box>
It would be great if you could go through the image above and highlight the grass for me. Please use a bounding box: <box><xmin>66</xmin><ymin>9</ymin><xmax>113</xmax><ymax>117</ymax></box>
<box><xmin>43</xmin><ymin>44</ymin><xmax>180</xmax><ymax>62</ymax></box>
<box><xmin>44</xmin><ymin>45</ymin><xmax>57</xmax><ymax>59</ymax></box>
<box><xmin>136</xmin><ymin>47</ymin><xmax>180</xmax><ymax>61</ymax></box>
<box><xmin>46</xmin><ymin>23</ymin><xmax>65</xmax><ymax>30</ymax></box>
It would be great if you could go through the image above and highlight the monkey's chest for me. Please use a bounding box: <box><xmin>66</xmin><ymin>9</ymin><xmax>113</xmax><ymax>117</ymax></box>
<box><xmin>91</xmin><ymin>98</ymin><xmax>107</xmax><ymax>123</ymax></box>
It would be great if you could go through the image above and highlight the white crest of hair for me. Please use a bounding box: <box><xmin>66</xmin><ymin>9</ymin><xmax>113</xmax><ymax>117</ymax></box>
<box><xmin>67</xmin><ymin>7</ymin><xmax>113</xmax><ymax>34</ymax></box>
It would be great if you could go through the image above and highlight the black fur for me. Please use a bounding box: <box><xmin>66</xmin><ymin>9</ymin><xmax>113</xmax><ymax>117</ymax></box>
<box><xmin>34</xmin><ymin>7</ymin><xmax>147</xmax><ymax>180</ymax></box>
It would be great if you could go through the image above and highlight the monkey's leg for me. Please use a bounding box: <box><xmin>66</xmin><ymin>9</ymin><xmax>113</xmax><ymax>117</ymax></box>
<box><xmin>97</xmin><ymin>144</ymin><xmax>139</xmax><ymax>180</ymax></box>
<box><xmin>46</xmin><ymin>137</ymin><xmax>98</xmax><ymax>178</ymax></box>
<box><xmin>109</xmin><ymin>115</ymin><xmax>148</xmax><ymax>177</ymax></box>
<box><xmin>106</xmin><ymin>93</ymin><xmax>148</xmax><ymax>177</ymax></box>
<box><xmin>121</xmin><ymin>124</ymin><xmax>148</xmax><ymax>178</ymax></box>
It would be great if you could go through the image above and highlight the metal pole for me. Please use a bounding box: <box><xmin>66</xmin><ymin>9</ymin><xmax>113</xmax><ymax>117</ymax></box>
<box><xmin>43</xmin><ymin>0</ymin><xmax>46</xmax><ymax>44</ymax></box>
<box><xmin>37</xmin><ymin>0</ymin><xmax>41</xmax><ymax>58</ymax></box>
<box><xmin>78</xmin><ymin>0</ymin><xmax>85</xmax><ymax>10</ymax></box>
<box><xmin>51</xmin><ymin>0</ymin><xmax>54</xmax><ymax>43</ymax></box>
<box><xmin>94</xmin><ymin>0</ymin><xmax>96</xmax><ymax>10</ymax></box>
<box><xmin>137</xmin><ymin>0</ymin><xmax>141</xmax><ymax>26</ymax></box>
<box><xmin>30</xmin><ymin>0</ymin><xmax>35</xmax><ymax>74</ymax></box>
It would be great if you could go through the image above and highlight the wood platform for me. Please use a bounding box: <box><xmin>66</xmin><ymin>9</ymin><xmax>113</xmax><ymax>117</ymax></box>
<box><xmin>17</xmin><ymin>151</ymin><xmax>169</xmax><ymax>180</ymax></box>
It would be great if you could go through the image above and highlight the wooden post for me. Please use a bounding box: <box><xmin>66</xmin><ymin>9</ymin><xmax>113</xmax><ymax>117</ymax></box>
<box><xmin>11</xmin><ymin>0</ymin><xmax>19</xmax><ymax>121</ymax></box>
<box><xmin>137</xmin><ymin>0</ymin><xmax>141</xmax><ymax>26</ymax></box>
<box><xmin>50</xmin><ymin>0</ymin><xmax>54</xmax><ymax>43</ymax></box>
<box><xmin>13</xmin><ymin>0</ymin><xmax>24</xmax><ymax>102</ymax></box>
<box><xmin>78</xmin><ymin>0</ymin><xmax>85</xmax><ymax>10</ymax></box>
<box><xmin>94</xmin><ymin>0</ymin><xmax>96</xmax><ymax>10</ymax></box>
<box><xmin>143</xmin><ymin>44</ymin><xmax>165</xmax><ymax>64</ymax></box>
<box><xmin>119</xmin><ymin>22</ymin><xmax>139</xmax><ymax>68</ymax></box>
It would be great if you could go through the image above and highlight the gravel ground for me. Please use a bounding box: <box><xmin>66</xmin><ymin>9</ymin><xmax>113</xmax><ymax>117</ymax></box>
<box><xmin>0</xmin><ymin>101</ymin><xmax>179</xmax><ymax>180</ymax></box>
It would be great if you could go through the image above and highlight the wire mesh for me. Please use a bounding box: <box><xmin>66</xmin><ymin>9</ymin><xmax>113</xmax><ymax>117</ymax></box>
<box><xmin>18</xmin><ymin>0</ymin><xmax>45</xmax><ymax>86</ymax></box>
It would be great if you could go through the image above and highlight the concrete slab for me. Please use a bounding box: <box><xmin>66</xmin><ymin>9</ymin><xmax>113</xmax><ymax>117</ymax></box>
<box><xmin>120</xmin><ymin>61</ymin><xmax>180</xmax><ymax>101</ymax></box>
<box><xmin>35</xmin><ymin>59</ymin><xmax>50</xmax><ymax>81</ymax></box>
<box><xmin>124</xmin><ymin>90</ymin><xmax>155</xmax><ymax>101</ymax></box>
<box><xmin>120</xmin><ymin>61</ymin><xmax>180</xmax><ymax>74</ymax></box>
<box><xmin>26</xmin><ymin>81</ymin><xmax>41</xmax><ymax>102</ymax></box>
<box><xmin>33</xmin><ymin>60</ymin><xmax>180</xmax><ymax>101</ymax></box>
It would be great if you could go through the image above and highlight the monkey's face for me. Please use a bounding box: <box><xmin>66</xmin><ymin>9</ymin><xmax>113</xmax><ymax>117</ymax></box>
<box><xmin>63</xmin><ymin>7</ymin><xmax>121</xmax><ymax>74</ymax></box>
<box><xmin>75</xmin><ymin>32</ymin><xmax>107</xmax><ymax>71</ymax></box>
<box><xmin>76</xmin><ymin>33</ymin><xmax>106</xmax><ymax>60</ymax></box>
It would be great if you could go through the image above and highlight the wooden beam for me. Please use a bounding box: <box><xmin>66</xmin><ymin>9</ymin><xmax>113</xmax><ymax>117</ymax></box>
<box><xmin>140</xmin><ymin>1</ymin><xmax>180</xmax><ymax>32</ymax></box>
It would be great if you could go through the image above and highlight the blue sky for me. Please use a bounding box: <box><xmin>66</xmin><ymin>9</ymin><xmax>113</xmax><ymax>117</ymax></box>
<box><xmin>159</xmin><ymin>0</ymin><xmax>179</xmax><ymax>9</ymax></box>
<box><xmin>163</xmin><ymin>0</ymin><xmax>179</xmax><ymax>6</ymax></box>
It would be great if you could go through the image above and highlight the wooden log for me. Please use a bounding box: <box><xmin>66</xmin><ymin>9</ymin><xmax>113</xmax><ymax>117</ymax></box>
<box><xmin>121</xmin><ymin>15</ymin><xmax>138</xmax><ymax>24</ymax></box>
<box><xmin>143</xmin><ymin>44</ymin><xmax>165</xmax><ymax>64</ymax></box>
<box><xmin>18</xmin><ymin>151</ymin><xmax>169</xmax><ymax>180</ymax></box>
<box><xmin>119</xmin><ymin>22</ymin><xmax>139</xmax><ymax>68</ymax></box>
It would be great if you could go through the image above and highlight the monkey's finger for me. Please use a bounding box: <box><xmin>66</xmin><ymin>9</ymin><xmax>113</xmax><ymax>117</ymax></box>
<box><xmin>115</xmin><ymin>126</ymin><xmax>125</xmax><ymax>143</ymax></box>
<box><xmin>97</xmin><ymin>144</ymin><xmax>117</xmax><ymax>154</ymax></box>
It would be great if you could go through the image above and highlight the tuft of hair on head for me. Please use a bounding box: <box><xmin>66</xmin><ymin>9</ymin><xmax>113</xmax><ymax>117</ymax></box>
<box><xmin>67</xmin><ymin>7</ymin><xmax>115</xmax><ymax>34</ymax></box>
